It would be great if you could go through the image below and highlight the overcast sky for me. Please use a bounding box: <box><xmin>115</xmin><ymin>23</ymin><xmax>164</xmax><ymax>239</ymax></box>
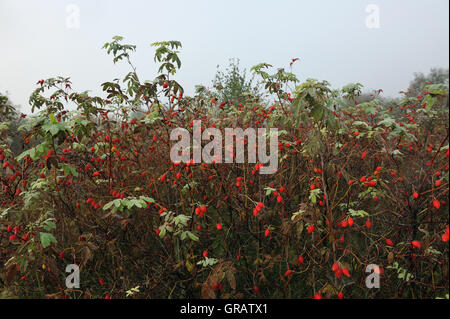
<box><xmin>0</xmin><ymin>0</ymin><xmax>448</xmax><ymax>113</ymax></box>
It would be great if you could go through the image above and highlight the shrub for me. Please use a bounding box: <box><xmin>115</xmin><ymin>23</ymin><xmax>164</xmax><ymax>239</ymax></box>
<box><xmin>0</xmin><ymin>37</ymin><xmax>448</xmax><ymax>299</ymax></box>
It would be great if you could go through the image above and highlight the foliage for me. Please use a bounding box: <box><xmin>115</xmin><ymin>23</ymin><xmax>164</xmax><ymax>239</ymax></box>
<box><xmin>407</xmin><ymin>67</ymin><xmax>449</xmax><ymax>97</ymax></box>
<box><xmin>0</xmin><ymin>37</ymin><xmax>448</xmax><ymax>299</ymax></box>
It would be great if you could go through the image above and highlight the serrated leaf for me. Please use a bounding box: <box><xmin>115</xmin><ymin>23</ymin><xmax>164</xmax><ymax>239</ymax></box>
<box><xmin>39</xmin><ymin>232</ymin><xmax>57</xmax><ymax>248</ymax></box>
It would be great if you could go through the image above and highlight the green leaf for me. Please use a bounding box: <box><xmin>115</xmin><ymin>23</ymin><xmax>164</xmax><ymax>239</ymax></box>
<box><xmin>186</xmin><ymin>231</ymin><xmax>199</xmax><ymax>241</ymax></box>
<box><xmin>348</xmin><ymin>209</ymin><xmax>369</xmax><ymax>217</ymax></box>
<box><xmin>39</xmin><ymin>232</ymin><xmax>57</xmax><ymax>248</ymax></box>
<box><xmin>265</xmin><ymin>187</ymin><xmax>276</xmax><ymax>196</ymax></box>
<box><xmin>140</xmin><ymin>196</ymin><xmax>155</xmax><ymax>203</ymax></box>
<box><xmin>103</xmin><ymin>201</ymin><xmax>114</xmax><ymax>211</ymax></box>
<box><xmin>60</xmin><ymin>163</ymin><xmax>79</xmax><ymax>177</ymax></box>
<box><xmin>42</xmin><ymin>220</ymin><xmax>56</xmax><ymax>231</ymax></box>
<box><xmin>309</xmin><ymin>188</ymin><xmax>321</xmax><ymax>204</ymax></box>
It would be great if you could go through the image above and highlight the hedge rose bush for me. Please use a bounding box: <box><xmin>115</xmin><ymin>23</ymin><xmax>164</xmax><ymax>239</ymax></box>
<box><xmin>0</xmin><ymin>37</ymin><xmax>448</xmax><ymax>299</ymax></box>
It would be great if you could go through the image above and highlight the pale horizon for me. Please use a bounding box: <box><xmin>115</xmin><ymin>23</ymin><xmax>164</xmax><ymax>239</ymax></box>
<box><xmin>1</xmin><ymin>0</ymin><xmax>449</xmax><ymax>113</ymax></box>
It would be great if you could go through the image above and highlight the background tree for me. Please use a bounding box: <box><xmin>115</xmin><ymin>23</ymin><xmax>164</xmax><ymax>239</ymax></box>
<box><xmin>211</xmin><ymin>58</ymin><xmax>261</xmax><ymax>103</ymax></box>
<box><xmin>0</xmin><ymin>92</ymin><xmax>25</xmax><ymax>156</ymax></box>
<box><xmin>407</xmin><ymin>67</ymin><xmax>449</xmax><ymax>97</ymax></box>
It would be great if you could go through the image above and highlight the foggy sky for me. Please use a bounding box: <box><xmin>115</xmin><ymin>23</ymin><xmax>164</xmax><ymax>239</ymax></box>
<box><xmin>0</xmin><ymin>0</ymin><xmax>449</xmax><ymax>113</ymax></box>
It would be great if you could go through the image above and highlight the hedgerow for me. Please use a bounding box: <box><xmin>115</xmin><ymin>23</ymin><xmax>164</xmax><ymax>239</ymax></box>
<box><xmin>0</xmin><ymin>37</ymin><xmax>448</xmax><ymax>299</ymax></box>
